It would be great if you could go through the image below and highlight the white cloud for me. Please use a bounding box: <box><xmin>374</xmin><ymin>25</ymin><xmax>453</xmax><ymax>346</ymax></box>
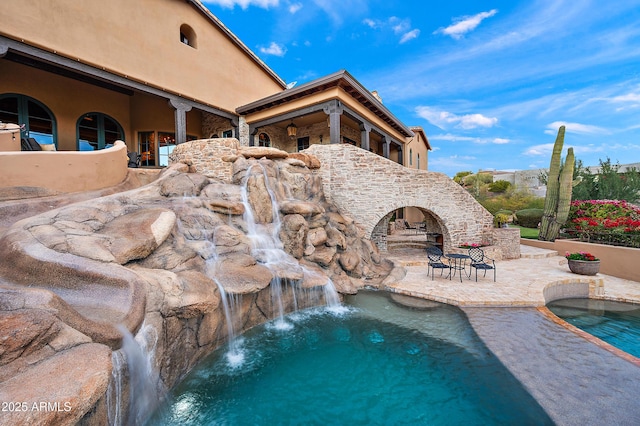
<box><xmin>416</xmin><ymin>106</ymin><xmax>498</xmax><ymax>130</ymax></box>
<box><xmin>205</xmin><ymin>0</ymin><xmax>278</xmax><ymax>9</ymax></box>
<box><xmin>259</xmin><ymin>42</ymin><xmax>287</xmax><ymax>56</ymax></box>
<box><xmin>390</xmin><ymin>17</ymin><xmax>411</xmax><ymax>35</ymax></box>
<box><xmin>429</xmin><ymin>155</ymin><xmax>477</xmax><ymax>170</ymax></box>
<box><xmin>430</xmin><ymin>133</ymin><xmax>509</xmax><ymax>144</ymax></box>
<box><xmin>288</xmin><ymin>2</ymin><xmax>302</xmax><ymax>13</ymax></box>
<box><xmin>362</xmin><ymin>16</ymin><xmax>418</xmax><ymax>43</ymax></box>
<box><xmin>363</xmin><ymin>18</ymin><xmax>377</xmax><ymax>28</ymax></box>
<box><xmin>435</xmin><ymin>9</ymin><xmax>498</xmax><ymax>39</ymax></box>
<box><xmin>523</xmin><ymin>143</ymin><xmax>555</xmax><ymax>156</ymax></box>
<box><xmin>610</xmin><ymin>93</ymin><xmax>640</xmax><ymax>102</ymax></box>
<box><xmin>399</xmin><ymin>29</ymin><xmax>420</xmax><ymax>44</ymax></box>
<box><xmin>545</xmin><ymin>121</ymin><xmax>609</xmax><ymax>135</ymax></box>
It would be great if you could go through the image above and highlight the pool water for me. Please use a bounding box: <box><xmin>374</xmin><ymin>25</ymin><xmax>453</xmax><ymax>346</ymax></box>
<box><xmin>547</xmin><ymin>298</ymin><xmax>640</xmax><ymax>358</ymax></box>
<box><xmin>151</xmin><ymin>291</ymin><xmax>551</xmax><ymax>425</ymax></box>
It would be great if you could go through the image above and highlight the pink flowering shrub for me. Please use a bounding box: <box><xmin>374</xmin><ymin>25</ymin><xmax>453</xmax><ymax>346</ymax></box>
<box><xmin>458</xmin><ymin>242</ymin><xmax>489</xmax><ymax>249</ymax></box>
<box><xmin>566</xmin><ymin>200</ymin><xmax>640</xmax><ymax>234</ymax></box>
<box><xmin>565</xmin><ymin>200</ymin><xmax>640</xmax><ymax>247</ymax></box>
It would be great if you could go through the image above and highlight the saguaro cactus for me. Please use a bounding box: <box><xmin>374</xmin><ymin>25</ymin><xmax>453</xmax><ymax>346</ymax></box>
<box><xmin>539</xmin><ymin>126</ymin><xmax>575</xmax><ymax>241</ymax></box>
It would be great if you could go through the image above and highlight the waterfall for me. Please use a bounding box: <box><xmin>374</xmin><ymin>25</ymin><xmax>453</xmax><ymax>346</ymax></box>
<box><xmin>240</xmin><ymin>163</ymin><xmax>297</xmax><ymax>328</ymax></box>
<box><xmin>208</xmin><ymin>256</ymin><xmax>246</xmax><ymax>368</ymax></box>
<box><xmin>107</xmin><ymin>323</ymin><xmax>163</xmax><ymax>426</ymax></box>
<box><xmin>239</xmin><ymin>162</ymin><xmax>344</xmax><ymax>319</ymax></box>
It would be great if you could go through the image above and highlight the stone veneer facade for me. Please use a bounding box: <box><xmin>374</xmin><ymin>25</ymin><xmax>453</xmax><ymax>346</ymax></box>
<box><xmin>305</xmin><ymin>143</ymin><xmax>520</xmax><ymax>259</ymax></box>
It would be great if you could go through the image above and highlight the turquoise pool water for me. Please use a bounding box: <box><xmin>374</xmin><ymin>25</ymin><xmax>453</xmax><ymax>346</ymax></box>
<box><xmin>547</xmin><ymin>298</ymin><xmax>640</xmax><ymax>358</ymax></box>
<box><xmin>152</xmin><ymin>291</ymin><xmax>551</xmax><ymax>425</ymax></box>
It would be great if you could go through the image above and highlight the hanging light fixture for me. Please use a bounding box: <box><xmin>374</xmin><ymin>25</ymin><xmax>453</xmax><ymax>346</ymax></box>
<box><xmin>286</xmin><ymin>120</ymin><xmax>298</xmax><ymax>138</ymax></box>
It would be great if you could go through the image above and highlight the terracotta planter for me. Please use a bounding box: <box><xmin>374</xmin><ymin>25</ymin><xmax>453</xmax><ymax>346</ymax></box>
<box><xmin>568</xmin><ymin>259</ymin><xmax>600</xmax><ymax>276</ymax></box>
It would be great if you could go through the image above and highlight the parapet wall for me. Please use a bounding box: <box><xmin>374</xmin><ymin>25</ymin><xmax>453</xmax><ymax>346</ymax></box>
<box><xmin>0</xmin><ymin>140</ymin><xmax>129</xmax><ymax>193</ymax></box>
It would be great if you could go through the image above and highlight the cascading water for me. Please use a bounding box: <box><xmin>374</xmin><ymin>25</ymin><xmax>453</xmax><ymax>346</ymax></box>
<box><xmin>107</xmin><ymin>323</ymin><xmax>164</xmax><ymax>426</ymax></box>
<box><xmin>240</xmin><ymin>163</ymin><xmax>297</xmax><ymax>329</ymax></box>
<box><xmin>204</xmin><ymin>245</ymin><xmax>246</xmax><ymax>368</ymax></box>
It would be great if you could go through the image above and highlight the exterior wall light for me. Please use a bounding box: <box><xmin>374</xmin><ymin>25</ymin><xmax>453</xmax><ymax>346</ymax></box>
<box><xmin>287</xmin><ymin>121</ymin><xmax>297</xmax><ymax>138</ymax></box>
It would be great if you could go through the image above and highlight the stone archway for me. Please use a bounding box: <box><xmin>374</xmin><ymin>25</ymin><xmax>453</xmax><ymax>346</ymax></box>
<box><xmin>373</xmin><ymin>207</ymin><xmax>450</xmax><ymax>252</ymax></box>
<box><xmin>305</xmin><ymin>144</ymin><xmax>520</xmax><ymax>259</ymax></box>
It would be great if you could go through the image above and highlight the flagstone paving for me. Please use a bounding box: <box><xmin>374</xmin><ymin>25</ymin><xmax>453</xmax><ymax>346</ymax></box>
<box><xmin>384</xmin><ymin>245</ymin><xmax>640</xmax><ymax>306</ymax></box>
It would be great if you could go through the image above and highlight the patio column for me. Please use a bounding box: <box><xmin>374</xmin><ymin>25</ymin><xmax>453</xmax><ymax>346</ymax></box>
<box><xmin>230</xmin><ymin>117</ymin><xmax>239</xmax><ymax>138</ymax></box>
<box><xmin>397</xmin><ymin>144</ymin><xmax>403</xmax><ymax>165</ymax></box>
<box><xmin>360</xmin><ymin>123</ymin><xmax>371</xmax><ymax>151</ymax></box>
<box><xmin>323</xmin><ymin>100</ymin><xmax>343</xmax><ymax>144</ymax></box>
<box><xmin>248</xmin><ymin>124</ymin><xmax>258</xmax><ymax>146</ymax></box>
<box><xmin>381</xmin><ymin>136</ymin><xmax>389</xmax><ymax>159</ymax></box>
<box><xmin>169</xmin><ymin>99</ymin><xmax>192</xmax><ymax>145</ymax></box>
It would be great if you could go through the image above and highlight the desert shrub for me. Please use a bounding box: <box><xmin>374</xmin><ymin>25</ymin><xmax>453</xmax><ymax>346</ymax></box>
<box><xmin>488</xmin><ymin>180</ymin><xmax>511</xmax><ymax>193</ymax></box>
<box><xmin>515</xmin><ymin>208</ymin><xmax>544</xmax><ymax>228</ymax></box>
<box><xmin>479</xmin><ymin>192</ymin><xmax>544</xmax><ymax>215</ymax></box>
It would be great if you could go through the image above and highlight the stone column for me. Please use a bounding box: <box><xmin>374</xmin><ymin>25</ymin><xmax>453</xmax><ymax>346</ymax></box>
<box><xmin>238</xmin><ymin>116</ymin><xmax>250</xmax><ymax>146</ymax></box>
<box><xmin>168</xmin><ymin>99</ymin><xmax>192</xmax><ymax>145</ymax></box>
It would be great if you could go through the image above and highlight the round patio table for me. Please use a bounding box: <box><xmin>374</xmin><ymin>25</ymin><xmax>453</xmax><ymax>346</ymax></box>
<box><xmin>446</xmin><ymin>253</ymin><xmax>471</xmax><ymax>282</ymax></box>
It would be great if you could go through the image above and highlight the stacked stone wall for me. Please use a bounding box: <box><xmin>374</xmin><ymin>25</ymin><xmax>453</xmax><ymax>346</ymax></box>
<box><xmin>202</xmin><ymin>113</ymin><xmax>233</xmax><ymax>139</ymax></box>
<box><xmin>169</xmin><ymin>138</ymin><xmax>238</xmax><ymax>183</ymax></box>
<box><xmin>305</xmin><ymin>144</ymin><xmax>507</xmax><ymax>253</ymax></box>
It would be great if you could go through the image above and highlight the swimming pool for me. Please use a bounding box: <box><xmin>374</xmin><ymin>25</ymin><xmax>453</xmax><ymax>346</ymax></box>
<box><xmin>547</xmin><ymin>298</ymin><xmax>640</xmax><ymax>359</ymax></box>
<box><xmin>151</xmin><ymin>291</ymin><xmax>550</xmax><ymax>425</ymax></box>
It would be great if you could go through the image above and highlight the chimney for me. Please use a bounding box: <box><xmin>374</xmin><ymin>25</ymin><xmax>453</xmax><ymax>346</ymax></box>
<box><xmin>371</xmin><ymin>90</ymin><xmax>382</xmax><ymax>103</ymax></box>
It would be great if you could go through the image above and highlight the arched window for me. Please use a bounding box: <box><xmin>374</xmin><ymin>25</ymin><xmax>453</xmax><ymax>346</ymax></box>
<box><xmin>417</xmin><ymin>153</ymin><xmax>421</xmax><ymax>170</ymax></box>
<box><xmin>409</xmin><ymin>149</ymin><xmax>413</xmax><ymax>166</ymax></box>
<box><xmin>0</xmin><ymin>93</ymin><xmax>56</xmax><ymax>147</ymax></box>
<box><xmin>258</xmin><ymin>132</ymin><xmax>271</xmax><ymax>147</ymax></box>
<box><xmin>77</xmin><ymin>113</ymin><xmax>124</xmax><ymax>151</ymax></box>
<box><xmin>180</xmin><ymin>24</ymin><xmax>197</xmax><ymax>48</ymax></box>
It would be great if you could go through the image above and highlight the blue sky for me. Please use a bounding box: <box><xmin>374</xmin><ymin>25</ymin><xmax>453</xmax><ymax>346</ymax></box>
<box><xmin>203</xmin><ymin>0</ymin><xmax>640</xmax><ymax>177</ymax></box>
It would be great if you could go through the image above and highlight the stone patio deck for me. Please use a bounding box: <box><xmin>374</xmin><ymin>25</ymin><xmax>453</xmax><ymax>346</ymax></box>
<box><xmin>383</xmin><ymin>244</ymin><xmax>640</xmax><ymax>306</ymax></box>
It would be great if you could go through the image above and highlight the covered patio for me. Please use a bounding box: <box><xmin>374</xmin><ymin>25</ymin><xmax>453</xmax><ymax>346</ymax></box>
<box><xmin>236</xmin><ymin>70</ymin><xmax>413</xmax><ymax>165</ymax></box>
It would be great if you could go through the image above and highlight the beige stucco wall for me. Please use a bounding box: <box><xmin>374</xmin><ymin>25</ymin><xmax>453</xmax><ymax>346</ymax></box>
<box><xmin>405</xmin><ymin>131</ymin><xmax>429</xmax><ymax>171</ymax></box>
<box><xmin>1</xmin><ymin>61</ymin><xmax>132</xmax><ymax>151</ymax></box>
<box><xmin>0</xmin><ymin>0</ymin><xmax>284</xmax><ymax>112</ymax></box>
<box><xmin>521</xmin><ymin>239</ymin><xmax>640</xmax><ymax>282</ymax></box>
<box><xmin>0</xmin><ymin>141</ymin><xmax>129</xmax><ymax>192</ymax></box>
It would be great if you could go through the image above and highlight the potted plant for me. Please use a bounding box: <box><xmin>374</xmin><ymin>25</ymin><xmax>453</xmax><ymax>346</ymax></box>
<box><xmin>565</xmin><ymin>251</ymin><xmax>600</xmax><ymax>275</ymax></box>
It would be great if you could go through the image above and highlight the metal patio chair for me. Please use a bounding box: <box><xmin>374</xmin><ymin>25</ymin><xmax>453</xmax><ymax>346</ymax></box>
<box><xmin>468</xmin><ymin>247</ymin><xmax>496</xmax><ymax>282</ymax></box>
<box><xmin>427</xmin><ymin>246</ymin><xmax>451</xmax><ymax>280</ymax></box>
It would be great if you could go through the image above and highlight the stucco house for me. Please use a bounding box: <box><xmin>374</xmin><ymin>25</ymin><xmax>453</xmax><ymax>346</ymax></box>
<box><xmin>0</xmin><ymin>0</ymin><xmax>430</xmax><ymax>178</ymax></box>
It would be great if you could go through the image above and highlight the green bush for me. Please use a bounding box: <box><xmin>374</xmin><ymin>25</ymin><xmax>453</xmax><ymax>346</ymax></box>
<box><xmin>488</xmin><ymin>180</ymin><xmax>511</xmax><ymax>193</ymax></box>
<box><xmin>496</xmin><ymin>209</ymin><xmax>513</xmax><ymax>216</ymax></box>
<box><xmin>479</xmin><ymin>192</ymin><xmax>544</xmax><ymax>215</ymax></box>
<box><xmin>515</xmin><ymin>208</ymin><xmax>544</xmax><ymax>228</ymax></box>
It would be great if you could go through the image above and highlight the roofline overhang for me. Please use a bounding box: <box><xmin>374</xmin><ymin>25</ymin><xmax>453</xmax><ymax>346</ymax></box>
<box><xmin>409</xmin><ymin>126</ymin><xmax>432</xmax><ymax>151</ymax></box>
<box><xmin>187</xmin><ymin>0</ymin><xmax>286</xmax><ymax>89</ymax></box>
<box><xmin>0</xmin><ymin>35</ymin><xmax>237</xmax><ymax>120</ymax></box>
<box><xmin>236</xmin><ymin>70</ymin><xmax>414</xmax><ymax>138</ymax></box>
